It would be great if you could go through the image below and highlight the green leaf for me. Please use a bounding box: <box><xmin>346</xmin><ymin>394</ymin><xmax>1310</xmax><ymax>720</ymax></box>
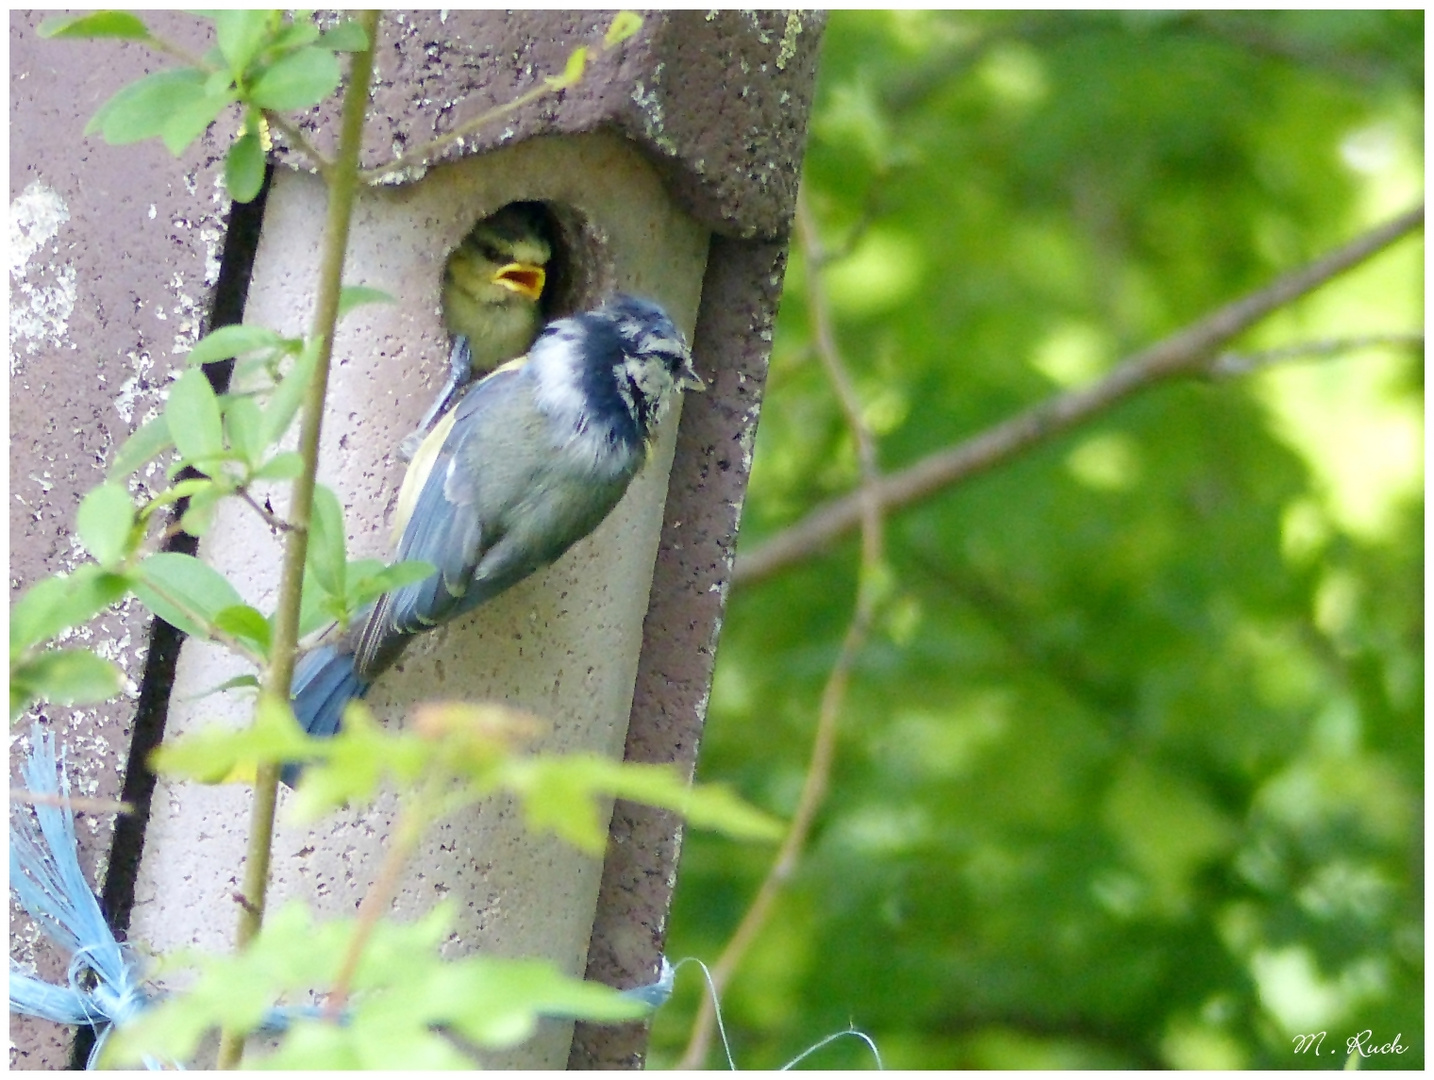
<box><xmin>39</xmin><ymin>11</ymin><xmax>150</xmax><ymax>40</ymax></box>
<box><xmin>10</xmin><ymin>566</ymin><xmax>130</xmax><ymax>659</ymax></box>
<box><xmin>262</xmin><ymin>1021</ymin><xmax>469</xmax><ymax>1071</ymax></box>
<box><xmin>252</xmin><ymin>451</ymin><xmax>304</xmax><ymax>481</ymax></box>
<box><xmin>286</xmin><ymin>702</ymin><xmax>538</xmax><ymax>820</ymax></box>
<box><xmin>495</xmin><ymin>756</ymin><xmax>614</xmax><ymax>853</ymax></box>
<box><xmin>247</xmin><ymin>45</ymin><xmax>341</xmax><ymax>111</ymax></box>
<box><xmin>615</xmin><ymin>764</ymin><xmax>786</xmax><ymax>842</ymax></box>
<box><xmin>213</xmin><ymin>604</ymin><xmax>272</xmax><ymax>657</ymax></box>
<box><xmin>498</xmin><ymin>755</ymin><xmax>784</xmax><ymax>854</ymax></box>
<box><xmin>178</xmin><ymin>482</ymin><xmax>225</xmax><ymax>538</ymax></box>
<box><xmin>151</xmin><ymin>692</ymin><xmax>309</xmax><ymax>784</ymax></box>
<box><xmin>109</xmin><ymin>414</ymin><xmax>173</xmax><ymax>479</ymax></box>
<box><xmin>214</xmin><ymin>9</ymin><xmax>275</xmax><ymax>79</ymax></box>
<box><xmin>267</xmin><ymin>19</ymin><xmax>322</xmax><ymax>54</ymax></box>
<box><xmin>305</xmin><ymin>484</ymin><xmax>347</xmax><ymax>601</ymax></box>
<box><xmin>293</xmin><ymin>556</ymin><xmax>434</xmax><ymax>640</ymax></box>
<box><xmin>222</xmin><ymin>394</ymin><xmax>265</xmax><ymax>467</ymax></box>
<box><xmin>165</xmin><ymin>368</ymin><xmax>225</xmax><ymax>467</ymax></box>
<box><xmin>286</xmin><ymin>701</ymin><xmax>433</xmax><ymax>817</ymax></box>
<box><xmin>225</xmin><ymin>124</ymin><xmax>266</xmax><ymax>203</ymax></box>
<box><xmin>261</xmin><ymin>337</ymin><xmax>320</xmax><ymax>446</ymax></box>
<box><xmin>294</xmin><ymin>568</ymin><xmax>335</xmax><ymax>640</ymax></box>
<box><xmin>161</xmin><ymin>86</ymin><xmax>236</xmax><ymax>156</ymax></box>
<box><xmin>433</xmin><ymin>957</ymin><xmax>649</xmax><ymax>1044</ymax></box>
<box><xmin>134</xmin><ymin>551</ymin><xmax>245</xmax><ymax>639</ymax></box>
<box><xmin>76</xmin><ymin>483</ymin><xmax>136</xmax><ymax>569</ymax></box>
<box><xmin>204</xmin><ymin>67</ymin><xmax>236</xmax><ymax>97</ymax></box>
<box><xmin>12</xmin><ymin>649</ymin><xmax>124</xmax><ymax>716</ymax></box>
<box><xmin>86</xmin><ymin>68</ymin><xmax>208</xmax><ymax>145</ymax></box>
<box><xmin>604</xmin><ymin>11</ymin><xmax>644</xmax><ymax>47</ymax></box>
<box><xmin>337</xmin><ymin>285</ymin><xmax>396</xmax><ymax>319</ymax></box>
<box><xmin>547</xmin><ymin>46</ymin><xmax>588</xmax><ymax>90</ymax></box>
<box><xmin>319</xmin><ymin>18</ymin><xmax>370</xmax><ymax>53</ymax></box>
<box><xmin>186</xmin><ymin>324</ymin><xmax>287</xmax><ymax>367</ymax></box>
<box><xmin>138</xmin><ymin>476</ymin><xmax>212</xmax><ymax>517</ymax></box>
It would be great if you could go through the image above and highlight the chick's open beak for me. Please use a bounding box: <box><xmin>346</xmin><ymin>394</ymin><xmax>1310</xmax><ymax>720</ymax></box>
<box><xmin>492</xmin><ymin>262</ymin><xmax>546</xmax><ymax>302</ymax></box>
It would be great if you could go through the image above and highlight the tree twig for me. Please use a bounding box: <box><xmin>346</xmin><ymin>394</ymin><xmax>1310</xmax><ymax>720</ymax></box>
<box><xmin>238</xmin><ymin>488</ymin><xmax>295</xmax><ymax>533</ymax></box>
<box><xmin>361</xmin><ymin>77</ymin><xmax>560</xmax><ymax>184</ymax></box>
<box><xmin>1207</xmin><ymin>331</ymin><xmax>1423</xmax><ymax>378</ymax></box>
<box><xmin>216</xmin><ymin>10</ymin><xmax>381</xmax><ymax>1070</ymax></box>
<box><xmin>679</xmin><ymin>188</ymin><xmax>888</xmax><ymax>1069</ymax></box>
<box><xmin>263</xmin><ymin>110</ymin><xmax>335</xmax><ymax>179</ymax></box>
<box><xmin>10</xmin><ymin>789</ymin><xmax>133</xmax><ymax>816</ymax></box>
<box><xmin>735</xmin><ymin>203</ymin><xmax>1424</xmax><ymax>587</ymax></box>
<box><xmin>359</xmin><ymin>18</ymin><xmax>639</xmax><ymax>185</ymax></box>
<box><xmin>323</xmin><ymin>784</ymin><xmax>436</xmax><ymax>1019</ymax></box>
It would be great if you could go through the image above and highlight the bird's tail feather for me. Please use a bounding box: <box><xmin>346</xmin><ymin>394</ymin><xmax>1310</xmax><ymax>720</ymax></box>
<box><xmin>283</xmin><ymin>644</ymin><xmax>368</xmax><ymax>787</ymax></box>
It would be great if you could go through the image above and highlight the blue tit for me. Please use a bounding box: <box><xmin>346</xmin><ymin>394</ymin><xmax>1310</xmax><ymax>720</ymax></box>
<box><xmin>400</xmin><ymin>203</ymin><xmax>553</xmax><ymax>460</ymax></box>
<box><xmin>443</xmin><ymin>201</ymin><xmax>550</xmax><ymax>367</ymax></box>
<box><xmin>284</xmin><ymin>294</ymin><xmax>704</xmax><ymax>784</ymax></box>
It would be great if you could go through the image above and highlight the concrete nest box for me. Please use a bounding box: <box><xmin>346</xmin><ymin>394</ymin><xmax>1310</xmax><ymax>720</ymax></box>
<box><xmin>10</xmin><ymin>10</ymin><xmax>824</xmax><ymax>1070</ymax></box>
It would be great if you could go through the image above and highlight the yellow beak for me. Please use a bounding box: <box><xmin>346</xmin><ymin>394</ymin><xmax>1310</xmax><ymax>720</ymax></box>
<box><xmin>492</xmin><ymin>262</ymin><xmax>546</xmax><ymax>302</ymax></box>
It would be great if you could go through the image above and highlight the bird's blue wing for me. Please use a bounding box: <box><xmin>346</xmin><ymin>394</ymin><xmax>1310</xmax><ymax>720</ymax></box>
<box><xmin>352</xmin><ymin>362</ymin><xmax>537</xmax><ymax>677</ymax></box>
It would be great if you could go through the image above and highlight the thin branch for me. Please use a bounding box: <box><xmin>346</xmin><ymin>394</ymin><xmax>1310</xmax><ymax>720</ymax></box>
<box><xmin>323</xmin><ymin>785</ymin><xmax>434</xmax><ymax>1019</ymax></box>
<box><xmin>359</xmin><ymin>20</ymin><xmax>639</xmax><ymax>185</ymax></box>
<box><xmin>361</xmin><ymin>70</ymin><xmax>567</xmax><ymax>185</ymax></box>
<box><xmin>679</xmin><ymin>188</ymin><xmax>887</xmax><ymax>1069</ymax></box>
<box><xmin>263</xmin><ymin>110</ymin><xmax>335</xmax><ymax>179</ymax></box>
<box><xmin>10</xmin><ymin>789</ymin><xmax>133</xmax><ymax>816</ymax></box>
<box><xmin>735</xmin><ymin>204</ymin><xmax>1425</xmax><ymax>587</ymax></box>
<box><xmin>1207</xmin><ymin>331</ymin><xmax>1423</xmax><ymax>378</ymax></box>
<box><xmin>238</xmin><ymin>488</ymin><xmax>295</xmax><ymax>533</ymax></box>
<box><xmin>216</xmin><ymin>10</ymin><xmax>381</xmax><ymax>1070</ymax></box>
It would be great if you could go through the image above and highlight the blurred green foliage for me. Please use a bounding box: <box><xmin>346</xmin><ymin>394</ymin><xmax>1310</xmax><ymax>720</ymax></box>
<box><xmin>653</xmin><ymin>11</ymin><xmax>1422</xmax><ymax>1070</ymax></box>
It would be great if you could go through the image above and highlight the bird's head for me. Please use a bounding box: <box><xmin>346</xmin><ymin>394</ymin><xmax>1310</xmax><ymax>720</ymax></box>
<box><xmin>442</xmin><ymin>202</ymin><xmax>552</xmax><ymax>341</ymax></box>
<box><xmin>529</xmin><ymin>294</ymin><xmax>704</xmax><ymax>473</ymax></box>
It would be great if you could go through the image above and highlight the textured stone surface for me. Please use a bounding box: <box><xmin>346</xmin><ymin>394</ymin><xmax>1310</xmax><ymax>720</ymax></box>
<box><xmin>282</xmin><ymin>11</ymin><xmax>826</xmax><ymax>240</ymax></box>
<box><xmin>568</xmin><ymin>236</ymin><xmax>792</xmax><ymax>1068</ymax></box>
<box><xmin>9</xmin><ymin>11</ymin><xmax>230</xmax><ymax>1070</ymax></box>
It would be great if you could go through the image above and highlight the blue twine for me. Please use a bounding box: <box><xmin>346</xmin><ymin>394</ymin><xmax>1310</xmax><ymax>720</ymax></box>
<box><xmin>9</xmin><ymin>724</ymin><xmax>155</xmax><ymax>1068</ymax></box>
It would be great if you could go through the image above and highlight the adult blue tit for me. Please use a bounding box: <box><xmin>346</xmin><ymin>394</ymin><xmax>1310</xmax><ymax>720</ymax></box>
<box><xmin>285</xmin><ymin>294</ymin><xmax>704</xmax><ymax>784</ymax></box>
<box><xmin>400</xmin><ymin>203</ymin><xmax>554</xmax><ymax>460</ymax></box>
